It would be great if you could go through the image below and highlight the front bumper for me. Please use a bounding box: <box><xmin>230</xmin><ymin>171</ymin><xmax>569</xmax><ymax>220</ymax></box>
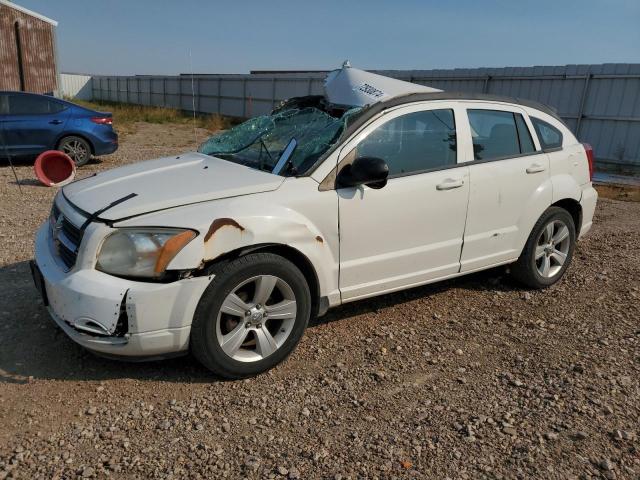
<box><xmin>33</xmin><ymin>223</ymin><xmax>211</xmax><ymax>358</ymax></box>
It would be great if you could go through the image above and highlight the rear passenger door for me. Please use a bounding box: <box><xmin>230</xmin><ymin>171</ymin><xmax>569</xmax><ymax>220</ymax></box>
<box><xmin>460</xmin><ymin>105</ymin><xmax>552</xmax><ymax>272</ymax></box>
<box><xmin>4</xmin><ymin>95</ymin><xmax>70</xmax><ymax>156</ymax></box>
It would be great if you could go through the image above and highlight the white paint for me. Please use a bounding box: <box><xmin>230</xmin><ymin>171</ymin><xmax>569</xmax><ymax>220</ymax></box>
<box><xmin>34</xmin><ymin>93</ymin><xmax>597</xmax><ymax>359</ymax></box>
<box><xmin>63</xmin><ymin>152</ymin><xmax>285</xmax><ymax>219</ymax></box>
<box><xmin>60</xmin><ymin>73</ymin><xmax>92</xmax><ymax>100</ymax></box>
<box><xmin>324</xmin><ymin>63</ymin><xmax>441</xmax><ymax>107</ymax></box>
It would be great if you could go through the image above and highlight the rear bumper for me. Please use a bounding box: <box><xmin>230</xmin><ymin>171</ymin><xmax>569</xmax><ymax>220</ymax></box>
<box><xmin>92</xmin><ymin>131</ymin><xmax>118</xmax><ymax>156</ymax></box>
<box><xmin>579</xmin><ymin>185</ymin><xmax>598</xmax><ymax>238</ymax></box>
<box><xmin>33</xmin><ymin>223</ymin><xmax>211</xmax><ymax>358</ymax></box>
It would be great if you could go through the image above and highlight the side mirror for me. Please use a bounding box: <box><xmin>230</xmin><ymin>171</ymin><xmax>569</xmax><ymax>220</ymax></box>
<box><xmin>337</xmin><ymin>156</ymin><xmax>389</xmax><ymax>189</ymax></box>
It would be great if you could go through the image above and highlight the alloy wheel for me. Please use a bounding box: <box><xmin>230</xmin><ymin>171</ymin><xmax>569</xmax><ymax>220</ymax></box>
<box><xmin>216</xmin><ymin>275</ymin><xmax>297</xmax><ymax>362</ymax></box>
<box><xmin>61</xmin><ymin>140</ymin><xmax>89</xmax><ymax>164</ymax></box>
<box><xmin>534</xmin><ymin>219</ymin><xmax>571</xmax><ymax>278</ymax></box>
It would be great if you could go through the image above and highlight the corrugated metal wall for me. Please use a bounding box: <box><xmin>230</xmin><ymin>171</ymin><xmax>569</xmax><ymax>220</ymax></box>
<box><xmin>0</xmin><ymin>3</ymin><xmax>58</xmax><ymax>94</ymax></box>
<box><xmin>91</xmin><ymin>63</ymin><xmax>640</xmax><ymax>171</ymax></box>
<box><xmin>60</xmin><ymin>73</ymin><xmax>92</xmax><ymax>100</ymax></box>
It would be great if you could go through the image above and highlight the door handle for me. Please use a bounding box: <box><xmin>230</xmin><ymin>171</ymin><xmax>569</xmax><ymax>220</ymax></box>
<box><xmin>49</xmin><ymin>119</ymin><xmax>63</xmax><ymax>125</ymax></box>
<box><xmin>436</xmin><ymin>178</ymin><xmax>464</xmax><ymax>190</ymax></box>
<box><xmin>526</xmin><ymin>163</ymin><xmax>546</xmax><ymax>174</ymax></box>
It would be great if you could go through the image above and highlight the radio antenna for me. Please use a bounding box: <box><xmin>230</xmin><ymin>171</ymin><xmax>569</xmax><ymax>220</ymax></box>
<box><xmin>0</xmin><ymin>125</ymin><xmax>23</xmax><ymax>194</ymax></box>
<box><xmin>189</xmin><ymin>49</ymin><xmax>198</xmax><ymax>149</ymax></box>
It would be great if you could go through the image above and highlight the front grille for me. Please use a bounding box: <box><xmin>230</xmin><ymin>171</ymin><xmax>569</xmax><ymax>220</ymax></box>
<box><xmin>50</xmin><ymin>203</ymin><xmax>84</xmax><ymax>270</ymax></box>
<box><xmin>58</xmin><ymin>242</ymin><xmax>77</xmax><ymax>269</ymax></box>
<box><xmin>61</xmin><ymin>217</ymin><xmax>83</xmax><ymax>246</ymax></box>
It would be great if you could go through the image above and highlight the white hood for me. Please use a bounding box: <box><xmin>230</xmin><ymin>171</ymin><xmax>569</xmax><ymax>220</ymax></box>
<box><xmin>324</xmin><ymin>62</ymin><xmax>441</xmax><ymax>107</ymax></box>
<box><xmin>63</xmin><ymin>152</ymin><xmax>284</xmax><ymax>221</ymax></box>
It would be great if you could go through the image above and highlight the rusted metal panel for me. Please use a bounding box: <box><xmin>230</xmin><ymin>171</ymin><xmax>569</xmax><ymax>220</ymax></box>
<box><xmin>0</xmin><ymin>2</ymin><xmax>57</xmax><ymax>94</ymax></box>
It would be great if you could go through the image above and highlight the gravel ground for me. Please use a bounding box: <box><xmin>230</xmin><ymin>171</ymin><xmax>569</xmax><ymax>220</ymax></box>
<box><xmin>1</xmin><ymin>124</ymin><xmax>639</xmax><ymax>479</ymax></box>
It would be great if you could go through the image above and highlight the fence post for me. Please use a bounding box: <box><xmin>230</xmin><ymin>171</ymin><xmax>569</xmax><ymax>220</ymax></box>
<box><xmin>217</xmin><ymin>78</ymin><xmax>221</xmax><ymax>114</ymax></box>
<box><xmin>271</xmin><ymin>78</ymin><xmax>276</xmax><ymax>109</ymax></box>
<box><xmin>163</xmin><ymin>77</ymin><xmax>167</xmax><ymax>107</ymax></box>
<box><xmin>482</xmin><ymin>75</ymin><xmax>491</xmax><ymax>94</ymax></box>
<box><xmin>197</xmin><ymin>77</ymin><xmax>201</xmax><ymax>114</ymax></box>
<box><xmin>575</xmin><ymin>73</ymin><xmax>592</xmax><ymax>139</ymax></box>
<box><xmin>242</xmin><ymin>78</ymin><xmax>247</xmax><ymax>117</ymax></box>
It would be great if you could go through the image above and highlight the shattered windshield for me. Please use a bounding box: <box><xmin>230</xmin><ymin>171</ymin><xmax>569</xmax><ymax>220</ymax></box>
<box><xmin>198</xmin><ymin>106</ymin><xmax>360</xmax><ymax>176</ymax></box>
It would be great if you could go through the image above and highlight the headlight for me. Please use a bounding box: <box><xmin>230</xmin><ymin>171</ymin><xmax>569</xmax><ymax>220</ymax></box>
<box><xmin>96</xmin><ymin>228</ymin><xmax>196</xmax><ymax>278</ymax></box>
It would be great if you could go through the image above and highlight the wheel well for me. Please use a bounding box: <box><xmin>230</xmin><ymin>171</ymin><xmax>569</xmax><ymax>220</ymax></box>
<box><xmin>56</xmin><ymin>134</ymin><xmax>94</xmax><ymax>155</ymax></box>
<box><xmin>201</xmin><ymin>243</ymin><xmax>321</xmax><ymax>316</ymax></box>
<box><xmin>552</xmin><ymin>198</ymin><xmax>582</xmax><ymax>236</ymax></box>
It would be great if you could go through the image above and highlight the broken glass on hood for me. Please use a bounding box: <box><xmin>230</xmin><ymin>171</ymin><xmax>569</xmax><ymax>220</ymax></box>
<box><xmin>198</xmin><ymin>105</ymin><xmax>360</xmax><ymax>176</ymax></box>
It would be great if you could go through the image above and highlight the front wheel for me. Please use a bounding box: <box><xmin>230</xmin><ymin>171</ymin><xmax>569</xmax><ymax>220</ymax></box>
<box><xmin>190</xmin><ymin>253</ymin><xmax>311</xmax><ymax>378</ymax></box>
<box><xmin>510</xmin><ymin>207</ymin><xmax>576</xmax><ymax>289</ymax></box>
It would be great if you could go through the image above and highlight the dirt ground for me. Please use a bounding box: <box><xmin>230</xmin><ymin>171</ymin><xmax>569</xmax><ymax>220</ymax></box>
<box><xmin>1</xmin><ymin>124</ymin><xmax>639</xmax><ymax>479</ymax></box>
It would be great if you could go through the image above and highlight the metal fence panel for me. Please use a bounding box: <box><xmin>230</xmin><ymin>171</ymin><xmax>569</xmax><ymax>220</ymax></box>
<box><xmin>89</xmin><ymin>64</ymin><xmax>640</xmax><ymax>171</ymax></box>
<box><xmin>60</xmin><ymin>73</ymin><xmax>92</xmax><ymax>100</ymax></box>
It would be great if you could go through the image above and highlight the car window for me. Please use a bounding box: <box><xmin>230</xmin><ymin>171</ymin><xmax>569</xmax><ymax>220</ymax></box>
<box><xmin>355</xmin><ymin>109</ymin><xmax>457</xmax><ymax>176</ymax></box>
<box><xmin>8</xmin><ymin>95</ymin><xmax>66</xmax><ymax>115</ymax></box>
<box><xmin>468</xmin><ymin>109</ymin><xmax>524</xmax><ymax>160</ymax></box>
<box><xmin>48</xmin><ymin>100</ymin><xmax>66</xmax><ymax>114</ymax></box>
<box><xmin>530</xmin><ymin>117</ymin><xmax>563</xmax><ymax>150</ymax></box>
<box><xmin>468</xmin><ymin>109</ymin><xmax>539</xmax><ymax>160</ymax></box>
<box><xmin>515</xmin><ymin>114</ymin><xmax>535</xmax><ymax>153</ymax></box>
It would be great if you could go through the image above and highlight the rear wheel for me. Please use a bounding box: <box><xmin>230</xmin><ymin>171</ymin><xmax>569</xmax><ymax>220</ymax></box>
<box><xmin>190</xmin><ymin>253</ymin><xmax>311</xmax><ymax>378</ymax></box>
<box><xmin>58</xmin><ymin>136</ymin><xmax>91</xmax><ymax>166</ymax></box>
<box><xmin>511</xmin><ymin>207</ymin><xmax>576</xmax><ymax>288</ymax></box>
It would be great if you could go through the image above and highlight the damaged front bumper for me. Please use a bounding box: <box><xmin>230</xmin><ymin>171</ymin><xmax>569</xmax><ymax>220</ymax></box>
<box><xmin>33</xmin><ymin>223</ymin><xmax>211</xmax><ymax>358</ymax></box>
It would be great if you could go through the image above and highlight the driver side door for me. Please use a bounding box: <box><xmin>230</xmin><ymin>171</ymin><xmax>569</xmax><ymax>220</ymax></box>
<box><xmin>337</xmin><ymin>103</ymin><xmax>471</xmax><ymax>301</ymax></box>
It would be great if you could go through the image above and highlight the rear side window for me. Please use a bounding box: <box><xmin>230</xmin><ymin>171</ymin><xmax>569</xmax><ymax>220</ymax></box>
<box><xmin>8</xmin><ymin>95</ymin><xmax>66</xmax><ymax>115</ymax></box>
<box><xmin>468</xmin><ymin>109</ymin><xmax>537</xmax><ymax>161</ymax></box>
<box><xmin>355</xmin><ymin>108</ymin><xmax>457</xmax><ymax>176</ymax></box>
<box><xmin>531</xmin><ymin>117</ymin><xmax>563</xmax><ymax>150</ymax></box>
<box><xmin>0</xmin><ymin>95</ymin><xmax>8</xmax><ymax>115</ymax></box>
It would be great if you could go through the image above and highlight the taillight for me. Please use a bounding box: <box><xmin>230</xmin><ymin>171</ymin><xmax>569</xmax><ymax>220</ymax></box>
<box><xmin>582</xmin><ymin>143</ymin><xmax>594</xmax><ymax>181</ymax></box>
<box><xmin>91</xmin><ymin>116</ymin><xmax>113</xmax><ymax>125</ymax></box>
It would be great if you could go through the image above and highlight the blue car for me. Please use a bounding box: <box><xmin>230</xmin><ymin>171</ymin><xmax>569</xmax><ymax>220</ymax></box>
<box><xmin>0</xmin><ymin>91</ymin><xmax>118</xmax><ymax>166</ymax></box>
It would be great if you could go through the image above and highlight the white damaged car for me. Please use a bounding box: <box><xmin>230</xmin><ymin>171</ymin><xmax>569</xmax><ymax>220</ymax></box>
<box><xmin>32</xmin><ymin>66</ymin><xmax>597</xmax><ymax>378</ymax></box>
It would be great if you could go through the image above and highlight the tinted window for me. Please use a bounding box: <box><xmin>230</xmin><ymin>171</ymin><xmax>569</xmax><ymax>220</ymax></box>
<box><xmin>531</xmin><ymin>117</ymin><xmax>563</xmax><ymax>149</ymax></box>
<box><xmin>355</xmin><ymin>109</ymin><xmax>457</xmax><ymax>176</ymax></box>
<box><xmin>468</xmin><ymin>110</ymin><xmax>521</xmax><ymax>160</ymax></box>
<box><xmin>0</xmin><ymin>95</ymin><xmax>8</xmax><ymax>115</ymax></box>
<box><xmin>515</xmin><ymin>114</ymin><xmax>535</xmax><ymax>153</ymax></box>
<box><xmin>8</xmin><ymin>95</ymin><xmax>66</xmax><ymax>115</ymax></box>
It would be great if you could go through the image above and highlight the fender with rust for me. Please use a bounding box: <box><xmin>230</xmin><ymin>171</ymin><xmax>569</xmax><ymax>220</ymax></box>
<box><xmin>114</xmin><ymin>177</ymin><xmax>342</xmax><ymax>306</ymax></box>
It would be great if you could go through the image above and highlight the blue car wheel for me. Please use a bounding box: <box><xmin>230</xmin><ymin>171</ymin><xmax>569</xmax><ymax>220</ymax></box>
<box><xmin>58</xmin><ymin>136</ymin><xmax>91</xmax><ymax>166</ymax></box>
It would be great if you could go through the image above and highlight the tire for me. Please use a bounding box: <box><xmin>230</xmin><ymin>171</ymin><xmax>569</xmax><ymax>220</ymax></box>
<box><xmin>58</xmin><ymin>136</ymin><xmax>92</xmax><ymax>166</ymax></box>
<box><xmin>510</xmin><ymin>206</ymin><xmax>576</xmax><ymax>289</ymax></box>
<box><xmin>190</xmin><ymin>253</ymin><xmax>311</xmax><ymax>379</ymax></box>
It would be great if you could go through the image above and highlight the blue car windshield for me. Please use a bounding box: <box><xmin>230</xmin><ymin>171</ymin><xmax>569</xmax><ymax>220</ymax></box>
<box><xmin>198</xmin><ymin>106</ymin><xmax>360</xmax><ymax>176</ymax></box>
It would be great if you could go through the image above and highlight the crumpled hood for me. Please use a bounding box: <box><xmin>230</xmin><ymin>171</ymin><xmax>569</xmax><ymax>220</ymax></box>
<box><xmin>63</xmin><ymin>152</ymin><xmax>284</xmax><ymax>221</ymax></box>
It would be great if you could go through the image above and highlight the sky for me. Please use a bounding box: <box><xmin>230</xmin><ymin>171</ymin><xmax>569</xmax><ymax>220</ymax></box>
<box><xmin>15</xmin><ymin>0</ymin><xmax>640</xmax><ymax>75</ymax></box>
